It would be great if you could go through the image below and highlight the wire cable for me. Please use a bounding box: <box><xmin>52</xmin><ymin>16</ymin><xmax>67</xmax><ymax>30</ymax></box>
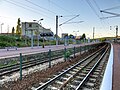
<box><xmin>49</xmin><ymin>0</ymin><xmax>72</xmax><ymax>14</ymax></box>
<box><xmin>104</xmin><ymin>5</ymin><xmax>120</xmax><ymax>11</ymax></box>
<box><xmin>85</xmin><ymin>0</ymin><xmax>100</xmax><ymax>18</ymax></box>
<box><xmin>59</xmin><ymin>15</ymin><xmax>80</xmax><ymax>26</ymax></box>
<box><xmin>25</xmin><ymin>0</ymin><xmax>57</xmax><ymax>14</ymax></box>
<box><xmin>4</xmin><ymin>0</ymin><xmax>54</xmax><ymax>20</ymax></box>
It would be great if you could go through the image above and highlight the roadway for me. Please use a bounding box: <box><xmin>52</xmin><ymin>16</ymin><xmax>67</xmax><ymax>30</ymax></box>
<box><xmin>0</xmin><ymin>43</ymin><xmax>98</xmax><ymax>59</ymax></box>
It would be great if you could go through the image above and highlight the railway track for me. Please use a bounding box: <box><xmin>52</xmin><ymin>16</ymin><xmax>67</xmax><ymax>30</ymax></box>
<box><xmin>34</xmin><ymin>45</ymin><xmax>110</xmax><ymax>90</ymax></box>
<box><xmin>0</xmin><ymin>43</ymin><xmax>101</xmax><ymax>78</ymax></box>
<box><xmin>0</xmin><ymin>47</ymin><xmax>88</xmax><ymax>77</ymax></box>
<box><xmin>0</xmin><ymin>44</ymin><xmax>95</xmax><ymax>77</ymax></box>
<box><xmin>0</xmin><ymin>55</ymin><xmax>63</xmax><ymax>77</ymax></box>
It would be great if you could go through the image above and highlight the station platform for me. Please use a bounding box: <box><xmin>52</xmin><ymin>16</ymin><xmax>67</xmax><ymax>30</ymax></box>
<box><xmin>112</xmin><ymin>43</ymin><xmax>120</xmax><ymax>90</ymax></box>
<box><xmin>100</xmin><ymin>43</ymin><xmax>120</xmax><ymax>90</ymax></box>
<box><xmin>0</xmin><ymin>43</ymin><xmax>99</xmax><ymax>59</ymax></box>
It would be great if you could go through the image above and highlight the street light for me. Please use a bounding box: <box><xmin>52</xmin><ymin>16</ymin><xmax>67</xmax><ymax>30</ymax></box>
<box><xmin>73</xmin><ymin>30</ymin><xmax>79</xmax><ymax>44</ymax></box>
<box><xmin>1</xmin><ymin>23</ymin><xmax>4</xmax><ymax>34</ymax></box>
<box><xmin>56</xmin><ymin>15</ymin><xmax>63</xmax><ymax>46</ymax></box>
<box><xmin>110</xmin><ymin>25</ymin><xmax>118</xmax><ymax>42</ymax></box>
<box><xmin>33</xmin><ymin>18</ymin><xmax>43</xmax><ymax>23</ymax></box>
<box><xmin>30</xmin><ymin>18</ymin><xmax>43</xmax><ymax>48</ymax></box>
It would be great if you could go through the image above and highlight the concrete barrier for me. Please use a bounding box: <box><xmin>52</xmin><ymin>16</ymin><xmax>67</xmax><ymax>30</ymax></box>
<box><xmin>100</xmin><ymin>43</ymin><xmax>113</xmax><ymax>90</ymax></box>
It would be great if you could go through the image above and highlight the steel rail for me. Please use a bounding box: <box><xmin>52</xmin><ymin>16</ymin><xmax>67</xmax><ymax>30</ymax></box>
<box><xmin>75</xmin><ymin>46</ymin><xmax>109</xmax><ymax>90</ymax></box>
<box><xmin>0</xmin><ymin>55</ymin><xmax>63</xmax><ymax>76</ymax></box>
<box><xmin>0</xmin><ymin>44</ymin><xmax>102</xmax><ymax>77</ymax></box>
<box><xmin>59</xmin><ymin>51</ymin><xmax>101</xmax><ymax>89</ymax></box>
<box><xmin>35</xmin><ymin>45</ymin><xmax>107</xmax><ymax>90</ymax></box>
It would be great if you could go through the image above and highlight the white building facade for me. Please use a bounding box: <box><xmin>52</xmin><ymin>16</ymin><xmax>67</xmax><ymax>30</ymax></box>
<box><xmin>21</xmin><ymin>22</ymin><xmax>54</xmax><ymax>38</ymax></box>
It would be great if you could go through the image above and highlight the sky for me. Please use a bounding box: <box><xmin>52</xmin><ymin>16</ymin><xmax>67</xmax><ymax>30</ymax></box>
<box><xmin>0</xmin><ymin>0</ymin><xmax>120</xmax><ymax>38</ymax></box>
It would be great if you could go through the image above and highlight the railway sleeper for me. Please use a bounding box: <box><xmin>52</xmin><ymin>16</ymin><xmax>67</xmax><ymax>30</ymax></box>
<box><xmin>84</xmin><ymin>81</ymin><xmax>95</xmax><ymax>89</ymax></box>
<box><xmin>66</xmin><ymin>73</ymin><xmax>72</xmax><ymax>77</ymax></box>
<box><xmin>68</xmin><ymin>84</ymin><xmax>77</xmax><ymax>89</ymax></box>
<box><xmin>59</xmin><ymin>77</ymin><xmax>67</xmax><ymax>82</ymax></box>
<box><xmin>69</xmin><ymin>71</ymin><xmax>76</xmax><ymax>74</ymax></box>
<box><xmin>85</xmin><ymin>68</ymin><xmax>91</xmax><ymax>71</ymax></box>
<box><xmin>89</xmin><ymin>78</ymin><xmax>97</xmax><ymax>83</ymax></box>
<box><xmin>51</xmin><ymin>83</ymin><xmax>60</xmax><ymax>88</ymax></box>
<box><xmin>72</xmin><ymin>68</ymin><xmax>79</xmax><ymax>72</ymax></box>
<box><xmin>90</xmin><ymin>74</ymin><xmax>98</xmax><ymax>78</ymax></box>
<box><xmin>47</xmin><ymin>85</ymin><xmax>58</xmax><ymax>90</ymax></box>
<box><xmin>70</xmin><ymin>80</ymin><xmax>81</xmax><ymax>86</ymax></box>
<box><xmin>75</xmin><ymin>76</ymin><xmax>84</xmax><ymax>80</ymax></box>
<box><xmin>74</xmin><ymin>80</ymin><xmax>81</xmax><ymax>83</ymax></box>
<box><xmin>93</xmin><ymin>71</ymin><xmax>100</xmax><ymax>75</ymax></box>
<box><xmin>81</xmin><ymin>70</ymin><xmax>89</xmax><ymax>74</ymax></box>
<box><xmin>75</xmin><ymin>67</ymin><xmax>82</xmax><ymax>70</ymax></box>
<box><xmin>55</xmin><ymin>80</ymin><xmax>64</xmax><ymax>85</ymax></box>
<box><xmin>94</xmin><ymin>69</ymin><xmax>101</xmax><ymax>72</ymax></box>
<box><xmin>79</xmin><ymin>73</ymin><xmax>86</xmax><ymax>77</ymax></box>
<box><xmin>60</xmin><ymin>77</ymin><xmax>68</xmax><ymax>81</ymax></box>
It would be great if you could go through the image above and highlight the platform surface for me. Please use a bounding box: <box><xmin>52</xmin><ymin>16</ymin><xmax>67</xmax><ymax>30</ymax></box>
<box><xmin>0</xmin><ymin>43</ymin><xmax>98</xmax><ymax>59</ymax></box>
<box><xmin>113</xmin><ymin>43</ymin><xmax>120</xmax><ymax>90</ymax></box>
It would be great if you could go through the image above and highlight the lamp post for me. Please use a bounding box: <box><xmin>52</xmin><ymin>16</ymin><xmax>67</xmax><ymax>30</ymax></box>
<box><xmin>32</xmin><ymin>18</ymin><xmax>43</xmax><ymax>48</ymax></box>
<box><xmin>116</xmin><ymin>25</ymin><xmax>118</xmax><ymax>38</ymax></box>
<box><xmin>110</xmin><ymin>25</ymin><xmax>118</xmax><ymax>42</ymax></box>
<box><xmin>1</xmin><ymin>23</ymin><xmax>4</xmax><ymax>34</ymax></box>
<box><xmin>73</xmin><ymin>30</ymin><xmax>79</xmax><ymax>44</ymax></box>
<box><xmin>56</xmin><ymin>15</ymin><xmax>63</xmax><ymax>45</ymax></box>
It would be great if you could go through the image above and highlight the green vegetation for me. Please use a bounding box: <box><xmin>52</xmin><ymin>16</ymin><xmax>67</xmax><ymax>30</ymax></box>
<box><xmin>16</xmin><ymin>18</ymin><xmax>22</xmax><ymax>35</ymax></box>
<box><xmin>0</xmin><ymin>35</ymin><xmax>27</xmax><ymax>48</ymax></box>
<box><xmin>0</xmin><ymin>60</ymin><xmax>18</xmax><ymax>68</ymax></box>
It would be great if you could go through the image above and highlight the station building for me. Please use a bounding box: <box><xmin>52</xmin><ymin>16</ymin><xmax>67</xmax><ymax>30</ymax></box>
<box><xmin>21</xmin><ymin>22</ymin><xmax>54</xmax><ymax>39</ymax></box>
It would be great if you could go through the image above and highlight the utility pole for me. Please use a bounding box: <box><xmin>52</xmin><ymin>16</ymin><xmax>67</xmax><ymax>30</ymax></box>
<box><xmin>25</xmin><ymin>22</ymin><xmax>27</xmax><ymax>45</ymax></box>
<box><xmin>116</xmin><ymin>25</ymin><xmax>118</xmax><ymax>38</ymax></box>
<box><xmin>56</xmin><ymin>15</ymin><xmax>58</xmax><ymax>45</ymax></box>
<box><xmin>93</xmin><ymin>27</ymin><xmax>95</xmax><ymax>40</ymax></box>
<box><xmin>31</xmin><ymin>30</ymin><xmax>33</xmax><ymax>49</ymax></box>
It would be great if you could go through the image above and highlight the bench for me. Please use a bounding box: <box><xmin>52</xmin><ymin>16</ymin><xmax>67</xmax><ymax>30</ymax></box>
<box><xmin>5</xmin><ymin>47</ymin><xmax>17</xmax><ymax>51</ymax></box>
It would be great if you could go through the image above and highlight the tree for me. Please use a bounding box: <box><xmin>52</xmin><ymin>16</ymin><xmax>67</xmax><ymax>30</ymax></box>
<box><xmin>69</xmin><ymin>34</ymin><xmax>74</xmax><ymax>39</ymax></box>
<box><xmin>12</xmin><ymin>27</ymin><xmax>15</xmax><ymax>35</ymax></box>
<box><xmin>81</xmin><ymin>33</ymin><xmax>86</xmax><ymax>39</ymax></box>
<box><xmin>54</xmin><ymin>34</ymin><xmax>60</xmax><ymax>38</ymax></box>
<box><xmin>16</xmin><ymin>18</ymin><xmax>22</xmax><ymax>35</ymax></box>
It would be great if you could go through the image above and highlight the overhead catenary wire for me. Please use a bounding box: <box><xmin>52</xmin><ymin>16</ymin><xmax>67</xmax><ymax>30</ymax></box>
<box><xmin>4</xmin><ymin>0</ymin><xmax>54</xmax><ymax>20</ymax></box>
<box><xmin>25</xmin><ymin>0</ymin><xmax>57</xmax><ymax>14</ymax></box>
<box><xmin>59</xmin><ymin>15</ymin><xmax>80</xmax><ymax>26</ymax></box>
<box><xmin>104</xmin><ymin>5</ymin><xmax>120</xmax><ymax>11</ymax></box>
<box><xmin>92</xmin><ymin>0</ymin><xmax>104</xmax><ymax>17</ymax></box>
<box><xmin>85</xmin><ymin>0</ymin><xmax>100</xmax><ymax>19</ymax></box>
<box><xmin>92</xmin><ymin>0</ymin><xmax>110</xmax><ymax>26</ymax></box>
<box><xmin>100</xmin><ymin>10</ymin><xmax>120</xmax><ymax>19</ymax></box>
<box><xmin>49</xmin><ymin>0</ymin><xmax>73</xmax><ymax>14</ymax></box>
<box><xmin>13</xmin><ymin>0</ymin><xmax>55</xmax><ymax>16</ymax></box>
<box><xmin>100</xmin><ymin>15</ymin><xmax>120</xmax><ymax>19</ymax></box>
<box><xmin>63</xmin><ymin>21</ymin><xmax>84</xmax><ymax>24</ymax></box>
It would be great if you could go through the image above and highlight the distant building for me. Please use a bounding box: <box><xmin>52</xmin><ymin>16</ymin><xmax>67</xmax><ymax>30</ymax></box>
<box><xmin>21</xmin><ymin>22</ymin><xmax>54</xmax><ymax>38</ymax></box>
<box><xmin>75</xmin><ymin>36</ymin><xmax>81</xmax><ymax>40</ymax></box>
<box><xmin>61</xmin><ymin>33</ymin><xmax>68</xmax><ymax>38</ymax></box>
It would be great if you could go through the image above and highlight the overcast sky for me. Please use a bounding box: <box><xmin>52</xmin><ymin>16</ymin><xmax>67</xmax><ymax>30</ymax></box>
<box><xmin>0</xmin><ymin>0</ymin><xmax>120</xmax><ymax>38</ymax></box>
